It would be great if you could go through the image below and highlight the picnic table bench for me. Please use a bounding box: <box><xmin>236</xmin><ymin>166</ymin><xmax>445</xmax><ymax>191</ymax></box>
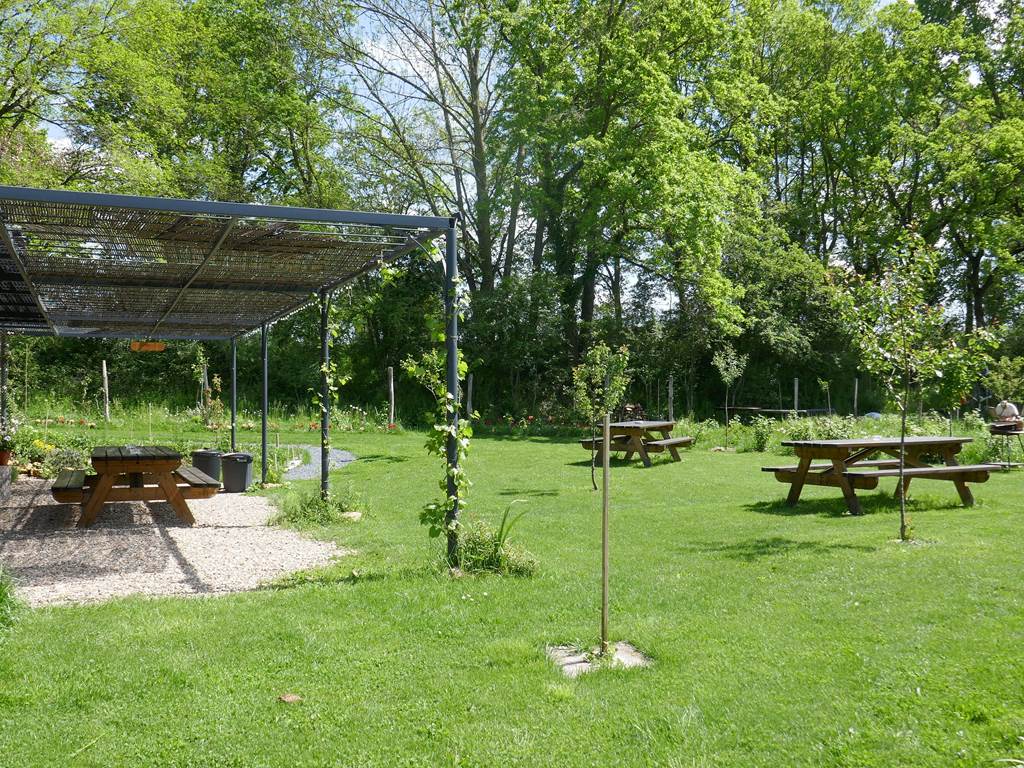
<box><xmin>50</xmin><ymin>446</ymin><xmax>220</xmax><ymax>527</ymax></box>
<box><xmin>580</xmin><ymin>420</ymin><xmax>693</xmax><ymax>466</ymax></box>
<box><xmin>762</xmin><ymin>436</ymin><xmax>1001</xmax><ymax>515</ymax></box>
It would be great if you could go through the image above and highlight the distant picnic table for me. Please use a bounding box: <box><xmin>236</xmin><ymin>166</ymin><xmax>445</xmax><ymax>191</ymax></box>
<box><xmin>762</xmin><ymin>436</ymin><xmax>1001</xmax><ymax>515</ymax></box>
<box><xmin>580</xmin><ymin>420</ymin><xmax>693</xmax><ymax>467</ymax></box>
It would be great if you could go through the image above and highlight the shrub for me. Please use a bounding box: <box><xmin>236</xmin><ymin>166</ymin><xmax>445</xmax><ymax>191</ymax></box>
<box><xmin>750</xmin><ymin>415</ymin><xmax>774</xmax><ymax>452</ymax></box>
<box><xmin>43</xmin><ymin>447</ymin><xmax>88</xmax><ymax>479</ymax></box>
<box><xmin>275</xmin><ymin>489</ymin><xmax>361</xmax><ymax>527</ymax></box>
<box><xmin>455</xmin><ymin>504</ymin><xmax>537</xmax><ymax>577</ymax></box>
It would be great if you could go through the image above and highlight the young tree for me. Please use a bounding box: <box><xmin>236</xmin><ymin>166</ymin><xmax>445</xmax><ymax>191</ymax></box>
<box><xmin>713</xmin><ymin>345</ymin><xmax>747</xmax><ymax>448</ymax></box>
<box><xmin>845</xmin><ymin>233</ymin><xmax>995</xmax><ymax>540</ymax></box>
<box><xmin>572</xmin><ymin>343</ymin><xmax>630</xmax><ymax>490</ymax></box>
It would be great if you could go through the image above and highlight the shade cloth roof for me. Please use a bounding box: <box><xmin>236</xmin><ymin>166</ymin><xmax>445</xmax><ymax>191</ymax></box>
<box><xmin>0</xmin><ymin>186</ymin><xmax>451</xmax><ymax>340</ymax></box>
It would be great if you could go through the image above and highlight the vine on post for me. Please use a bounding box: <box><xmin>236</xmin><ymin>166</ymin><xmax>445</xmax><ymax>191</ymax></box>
<box><xmin>404</xmin><ymin>349</ymin><xmax>473</xmax><ymax>559</ymax></box>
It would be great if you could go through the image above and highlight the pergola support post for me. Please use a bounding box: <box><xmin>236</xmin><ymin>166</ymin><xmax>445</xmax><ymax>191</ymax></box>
<box><xmin>0</xmin><ymin>330</ymin><xmax>8</xmax><ymax>429</ymax></box>
<box><xmin>230</xmin><ymin>338</ymin><xmax>237</xmax><ymax>452</ymax></box>
<box><xmin>261</xmin><ymin>324</ymin><xmax>268</xmax><ymax>484</ymax></box>
<box><xmin>444</xmin><ymin>216</ymin><xmax>460</xmax><ymax>566</ymax></box>
<box><xmin>320</xmin><ymin>289</ymin><xmax>330</xmax><ymax>499</ymax></box>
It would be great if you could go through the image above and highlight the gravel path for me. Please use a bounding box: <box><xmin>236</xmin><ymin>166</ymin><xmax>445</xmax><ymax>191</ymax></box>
<box><xmin>283</xmin><ymin>445</ymin><xmax>356</xmax><ymax>481</ymax></box>
<box><xmin>0</xmin><ymin>478</ymin><xmax>350</xmax><ymax>607</ymax></box>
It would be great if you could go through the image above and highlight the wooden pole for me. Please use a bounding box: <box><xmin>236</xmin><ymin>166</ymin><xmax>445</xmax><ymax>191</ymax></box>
<box><xmin>387</xmin><ymin>365</ymin><xmax>395</xmax><ymax>425</ymax></box>
<box><xmin>668</xmin><ymin>375</ymin><xmax>674</xmax><ymax>422</ymax></box>
<box><xmin>793</xmin><ymin>377</ymin><xmax>799</xmax><ymax>414</ymax></box>
<box><xmin>101</xmin><ymin>359</ymin><xmax>110</xmax><ymax>422</ymax></box>
<box><xmin>466</xmin><ymin>372</ymin><xmax>473</xmax><ymax>417</ymax></box>
<box><xmin>853</xmin><ymin>377</ymin><xmax>859</xmax><ymax>418</ymax></box>
<box><xmin>601</xmin><ymin>412</ymin><xmax>610</xmax><ymax>655</ymax></box>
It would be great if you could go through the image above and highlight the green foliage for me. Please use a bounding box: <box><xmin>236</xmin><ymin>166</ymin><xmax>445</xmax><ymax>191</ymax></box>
<box><xmin>750</xmin><ymin>415</ymin><xmax>774</xmax><ymax>453</ymax></box>
<box><xmin>275</xmin><ymin>489</ymin><xmax>361</xmax><ymax>528</ymax></box>
<box><xmin>843</xmin><ymin>234</ymin><xmax>998</xmax><ymax>539</ymax></box>
<box><xmin>455</xmin><ymin>505</ymin><xmax>537</xmax><ymax>578</ymax></box>
<box><xmin>571</xmin><ymin>343</ymin><xmax>631</xmax><ymax>424</ymax></box>
<box><xmin>0</xmin><ymin>567</ymin><xmax>18</xmax><ymax>636</ymax></box>
<box><xmin>984</xmin><ymin>356</ymin><xmax>1024</xmax><ymax>403</ymax></box>
<box><xmin>403</xmin><ymin>349</ymin><xmax>471</xmax><ymax>544</ymax></box>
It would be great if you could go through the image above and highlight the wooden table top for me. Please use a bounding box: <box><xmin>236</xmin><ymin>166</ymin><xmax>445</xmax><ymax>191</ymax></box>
<box><xmin>91</xmin><ymin>445</ymin><xmax>182</xmax><ymax>462</ymax></box>
<box><xmin>781</xmin><ymin>436</ymin><xmax>973</xmax><ymax>449</ymax></box>
<box><xmin>609</xmin><ymin>420</ymin><xmax>675</xmax><ymax>430</ymax></box>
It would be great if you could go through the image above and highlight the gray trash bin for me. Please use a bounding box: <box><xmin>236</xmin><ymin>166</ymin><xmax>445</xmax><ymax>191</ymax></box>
<box><xmin>191</xmin><ymin>449</ymin><xmax>222</xmax><ymax>482</ymax></box>
<box><xmin>221</xmin><ymin>452</ymin><xmax>253</xmax><ymax>493</ymax></box>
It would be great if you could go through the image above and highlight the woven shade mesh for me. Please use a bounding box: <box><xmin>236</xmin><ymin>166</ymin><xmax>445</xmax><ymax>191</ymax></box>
<box><xmin>0</xmin><ymin>193</ymin><xmax>446</xmax><ymax>339</ymax></box>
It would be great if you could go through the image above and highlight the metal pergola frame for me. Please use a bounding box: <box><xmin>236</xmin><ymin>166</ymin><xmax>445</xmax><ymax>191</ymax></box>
<box><xmin>0</xmin><ymin>186</ymin><xmax>463</xmax><ymax>539</ymax></box>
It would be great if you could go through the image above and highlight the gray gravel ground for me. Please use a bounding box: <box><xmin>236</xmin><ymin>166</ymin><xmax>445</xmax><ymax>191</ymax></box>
<box><xmin>283</xmin><ymin>445</ymin><xmax>356</xmax><ymax>481</ymax></box>
<box><xmin>0</xmin><ymin>478</ymin><xmax>349</xmax><ymax>607</ymax></box>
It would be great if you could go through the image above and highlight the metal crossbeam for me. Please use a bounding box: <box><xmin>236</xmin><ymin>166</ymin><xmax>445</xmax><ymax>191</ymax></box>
<box><xmin>0</xmin><ymin>221</ymin><xmax>55</xmax><ymax>334</ymax></box>
<box><xmin>150</xmin><ymin>218</ymin><xmax>237</xmax><ymax>337</ymax></box>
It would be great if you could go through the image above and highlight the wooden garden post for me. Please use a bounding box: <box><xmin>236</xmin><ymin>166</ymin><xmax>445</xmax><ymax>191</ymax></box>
<box><xmin>387</xmin><ymin>365</ymin><xmax>395</xmax><ymax>426</ymax></box>
<box><xmin>101</xmin><ymin>359</ymin><xmax>110</xmax><ymax>422</ymax></box>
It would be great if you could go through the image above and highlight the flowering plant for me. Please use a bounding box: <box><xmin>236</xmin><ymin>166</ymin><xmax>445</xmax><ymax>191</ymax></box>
<box><xmin>0</xmin><ymin>421</ymin><xmax>17</xmax><ymax>451</ymax></box>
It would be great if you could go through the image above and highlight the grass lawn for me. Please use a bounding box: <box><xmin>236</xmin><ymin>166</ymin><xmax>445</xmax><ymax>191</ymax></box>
<box><xmin>1</xmin><ymin>429</ymin><xmax>1023</xmax><ymax>766</ymax></box>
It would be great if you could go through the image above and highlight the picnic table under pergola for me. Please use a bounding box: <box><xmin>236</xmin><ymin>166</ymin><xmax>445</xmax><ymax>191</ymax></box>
<box><xmin>0</xmin><ymin>186</ymin><xmax>465</xmax><ymax>528</ymax></box>
<box><xmin>762</xmin><ymin>436</ymin><xmax>1002</xmax><ymax>515</ymax></box>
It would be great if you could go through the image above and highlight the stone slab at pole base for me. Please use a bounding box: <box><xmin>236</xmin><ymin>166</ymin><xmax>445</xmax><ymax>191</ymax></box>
<box><xmin>546</xmin><ymin>642</ymin><xmax>651</xmax><ymax>678</ymax></box>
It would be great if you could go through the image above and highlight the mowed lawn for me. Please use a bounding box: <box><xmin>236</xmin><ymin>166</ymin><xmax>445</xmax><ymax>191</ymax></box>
<box><xmin>1</xmin><ymin>430</ymin><xmax>1023</xmax><ymax>767</ymax></box>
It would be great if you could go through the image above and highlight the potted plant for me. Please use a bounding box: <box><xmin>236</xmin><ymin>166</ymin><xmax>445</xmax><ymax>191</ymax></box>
<box><xmin>0</xmin><ymin>423</ymin><xmax>15</xmax><ymax>466</ymax></box>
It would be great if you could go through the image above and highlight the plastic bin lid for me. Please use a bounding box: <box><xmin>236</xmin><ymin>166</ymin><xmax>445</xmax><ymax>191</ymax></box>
<box><xmin>192</xmin><ymin>449</ymin><xmax>221</xmax><ymax>457</ymax></box>
<box><xmin>222</xmin><ymin>452</ymin><xmax>254</xmax><ymax>462</ymax></box>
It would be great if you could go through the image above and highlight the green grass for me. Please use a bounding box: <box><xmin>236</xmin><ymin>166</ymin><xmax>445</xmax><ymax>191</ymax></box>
<box><xmin>2</xmin><ymin>429</ymin><xmax>1023</xmax><ymax>766</ymax></box>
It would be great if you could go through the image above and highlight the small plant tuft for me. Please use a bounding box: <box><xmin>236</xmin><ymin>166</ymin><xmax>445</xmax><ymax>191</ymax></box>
<box><xmin>0</xmin><ymin>567</ymin><xmax>20</xmax><ymax>634</ymax></box>
<box><xmin>275</xmin><ymin>489</ymin><xmax>361</xmax><ymax>527</ymax></box>
<box><xmin>455</xmin><ymin>502</ymin><xmax>537</xmax><ymax>577</ymax></box>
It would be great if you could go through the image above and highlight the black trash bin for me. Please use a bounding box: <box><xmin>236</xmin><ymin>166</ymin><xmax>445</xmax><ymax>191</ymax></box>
<box><xmin>191</xmin><ymin>449</ymin><xmax>222</xmax><ymax>483</ymax></box>
<box><xmin>221</xmin><ymin>452</ymin><xmax>253</xmax><ymax>493</ymax></box>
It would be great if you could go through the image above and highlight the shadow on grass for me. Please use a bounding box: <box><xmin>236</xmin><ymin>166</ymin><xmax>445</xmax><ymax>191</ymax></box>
<box><xmin>748</xmin><ymin>492</ymin><xmax>966</xmax><ymax>518</ymax></box>
<box><xmin>681</xmin><ymin>536</ymin><xmax>877</xmax><ymax>562</ymax></box>
<box><xmin>268</xmin><ymin>561</ymin><xmax>432</xmax><ymax>591</ymax></box>
<box><xmin>498</xmin><ymin>488</ymin><xmax>560</xmax><ymax>497</ymax></box>
<box><xmin>357</xmin><ymin>453</ymin><xmax>409</xmax><ymax>464</ymax></box>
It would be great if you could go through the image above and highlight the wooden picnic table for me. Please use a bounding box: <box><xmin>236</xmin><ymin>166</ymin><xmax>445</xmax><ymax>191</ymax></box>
<box><xmin>580</xmin><ymin>420</ymin><xmax>693</xmax><ymax>467</ymax></box>
<box><xmin>50</xmin><ymin>445</ymin><xmax>220</xmax><ymax>527</ymax></box>
<box><xmin>762</xmin><ymin>436</ymin><xmax>1001</xmax><ymax>515</ymax></box>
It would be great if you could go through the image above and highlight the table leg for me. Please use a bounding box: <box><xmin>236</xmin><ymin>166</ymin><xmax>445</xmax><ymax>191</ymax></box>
<box><xmin>659</xmin><ymin>430</ymin><xmax>682</xmax><ymax>461</ymax></box>
<box><xmin>635</xmin><ymin>436</ymin><xmax>653</xmax><ymax>468</ymax></box>
<box><xmin>831</xmin><ymin>458</ymin><xmax>862</xmax><ymax>515</ymax></box>
<box><xmin>155</xmin><ymin>473</ymin><xmax>196</xmax><ymax>525</ymax></box>
<box><xmin>785</xmin><ymin>455</ymin><xmax>812</xmax><ymax>506</ymax></box>
<box><xmin>77</xmin><ymin>473</ymin><xmax>116</xmax><ymax>528</ymax></box>
<box><xmin>942</xmin><ymin>448</ymin><xmax>974</xmax><ymax>507</ymax></box>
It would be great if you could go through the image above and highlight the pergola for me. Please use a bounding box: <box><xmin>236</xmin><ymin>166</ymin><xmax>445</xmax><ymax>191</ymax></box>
<box><xmin>0</xmin><ymin>185</ymin><xmax>462</xmax><ymax>519</ymax></box>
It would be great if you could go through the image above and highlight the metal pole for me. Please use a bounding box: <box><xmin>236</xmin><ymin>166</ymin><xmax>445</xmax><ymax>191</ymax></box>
<box><xmin>668</xmin><ymin>375</ymin><xmax>674</xmax><ymax>422</ymax></box>
<box><xmin>853</xmin><ymin>376</ymin><xmax>859</xmax><ymax>418</ymax></box>
<box><xmin>466</xmin><ymin>372</ymin><xmax>473</xmax><ymax>417</ymax></box>
<box><xmin>601</xmin><ymin>412</ymin><xmax>610</xmax><ymax>655</ymax></box>
<box><xmin>444</xmin><ymin>216</ymin><xmax>460</xmax><ymax>565</ymax></box>
<box><xmin>0</xmin><ymin>331</ymin><xmax>7</xmax><ymax>429</ymax></box>
<box><xmin>320</xmin><ymin>289</ymin><xmax>330</xmax><ymax>499</ymax></box>
<box><xmin>230</xmin><ymin>339</ymin><xmax>237</xmax><ymax>452</ymax></box>
<box><xmin>794</xmin><ymin>377</ymin><xmax>799</xmax><ymax>414</ymax></box>
<box><xmin>261</xmin><ymin>323</ymin><xmax>268</xmax><ymax>484</ymax></box>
